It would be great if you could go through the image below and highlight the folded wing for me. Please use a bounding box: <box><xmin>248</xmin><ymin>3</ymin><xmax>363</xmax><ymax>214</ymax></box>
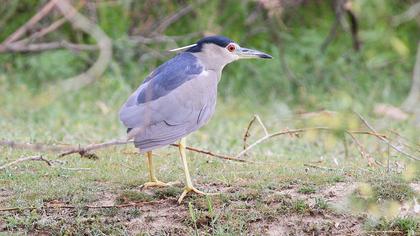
<box><xmin>119</xmin><ymin>52</ymin><xmax>205</xmax><ymax>151</ymax></box>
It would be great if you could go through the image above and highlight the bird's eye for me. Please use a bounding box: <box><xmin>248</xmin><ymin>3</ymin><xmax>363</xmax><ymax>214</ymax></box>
<box><xmin>227</xmin><ymin>44</ymin><xmax>236</xmax><ymax>52</ymax></box>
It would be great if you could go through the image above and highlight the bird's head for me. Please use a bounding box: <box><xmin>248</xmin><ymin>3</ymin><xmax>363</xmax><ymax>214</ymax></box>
<box><xmin>170</xmin><ymin>35</ymin><xmax>272</xmax><ymax>70</ymax></box>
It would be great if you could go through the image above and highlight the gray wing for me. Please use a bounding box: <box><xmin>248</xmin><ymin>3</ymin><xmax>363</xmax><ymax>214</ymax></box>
<box><xmin>119</xmin><ymin>52</ymin><xmax>207</xmax><ymax>151</ymax></box>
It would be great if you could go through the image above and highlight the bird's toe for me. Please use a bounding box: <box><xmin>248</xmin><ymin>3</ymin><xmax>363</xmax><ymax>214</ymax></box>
<box><xmin>142</xmin><ymin>180</ymin><xmax>180</xmax><ymax>188</ymax></box>
<box><xmin>177</xmin><ymin>186</ymin><xmax>219</xmax><ymax>204</ymax></box>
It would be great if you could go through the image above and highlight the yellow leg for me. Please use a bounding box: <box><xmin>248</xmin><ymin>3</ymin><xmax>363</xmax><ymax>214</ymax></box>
<box><xmin>178</xmin><ymin>137</ymin><xmax>214</xmax><ymax>203</ymax></box>
<box><xmin>143</xmin><ymin>151</ymin><xmax>177</xmax><ymax>188</ymax></box>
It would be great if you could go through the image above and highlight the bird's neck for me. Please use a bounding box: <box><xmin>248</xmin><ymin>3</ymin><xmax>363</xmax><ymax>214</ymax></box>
<box><xmin>191</xmin><ymin>45</ymin><xmax>233</xmax><ymax>72</ymax></box>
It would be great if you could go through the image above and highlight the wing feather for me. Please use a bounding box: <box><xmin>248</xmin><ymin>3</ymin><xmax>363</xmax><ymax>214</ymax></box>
<box><xmin>118</xmin><ymin>52</ymin><xmax>207</xmax><ymax>151</ymax></box>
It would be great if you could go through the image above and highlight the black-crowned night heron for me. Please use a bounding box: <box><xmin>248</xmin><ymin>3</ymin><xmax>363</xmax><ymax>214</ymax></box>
<box><xmin>119</xmin><ymin>35</ymin><xmax>272</xmax><ymax>203</ymax></box>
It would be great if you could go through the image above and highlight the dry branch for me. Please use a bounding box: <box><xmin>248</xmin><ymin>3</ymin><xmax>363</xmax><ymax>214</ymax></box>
<box><xmin>2</xmin><ymin>0</ymin><xmax>56</xmax><ymax>44</ymax></box>
<box><xmin>58</xmin><ymin>139</ymin><xmax>132</xmax><ymax>157</ymax></box>
<box><xmin>2</xmin><ymin>113</ymin><xmax>418</xmax><ymax>173</ymax></box>
<box><xmin>355</xmin><ymin>112</ymin><xmax>420</xmax><ymax>161</ymax></box>
<box><xmin>243</xmin><ymin>115</ymin><xmax>269</xmax><ymax>156</ymax></box>
<box><xmin>10</xmin><ymin>17</ymin><xmax>68</xmax><ymax>48</ymax></box>
<box><xmin>392</xmin><ymin>2</ymin><xmax>420</xmax><ymax>26</ymax></box>
<box><xmin>0</xmin><ymin>138</ymin><xmax>250</xmax><ymax>163</ymax></box>
<box><xmin>236</xmin><ymin>127</ymin><xmax>332</xmax><ymax>159</ymax></box>
<box><xmin>321</xmin><ymin>0</ymin><xmax>361</xmax><ymax>52</ymax></box>
<box><xmin>170</xmin><ymin>144</ymin><xmax>250</xmax><ymax>163</ymax></box>
<box><xmin>0</xmin><ymin>155</ymin><xmax>51</xmax><ymax>171</ymax></box>
<box><xmin>127</xmin><ymin>33</ymin><xmax>201</xmax><ymax>45</ymax></box>
<box><xmin>53</xmin><ymin>0</ymin><xmax>112</xmax><ymax>92</ymax></box>
<box><xmin>347</xmin><ymin>132</ymin><xmax>375</xmax><ymax>166</ymax></box>
<box><xmin>154</xmin><ymin>1</ymin><xmax>205</xmax><ymax>34</ymax></box>
<box><xmin>347</xmin><ymin>132</ymin><xmax>368</xmax><ymax>159</ymax></box>
<box><xmin>402</xmin><ymin>42</ymin><xmax>420</xmax><ymax>115</ymax></box>
<box><xmin>303</xmin><ymin>163</ymin><xmax>338</xmax><ymax>171</ymax></box>
<box><xmin>0</xmin><ymin>200</ymin><xmax>166</xmax><ymax>212</ymax></box>
<box><xmin>0</xmin><ymin>140</ymin><xmax>70</xmax><ymax>153</ymax></box>
<box><xmin>243</xmin><ymin>116</ymin><xmax>257</xmax><ymax>152</ymax></box>
<box><xmin>0</xmin><ymin>41</ymin><xmax>97</xmax><ymax>53</ymax></box>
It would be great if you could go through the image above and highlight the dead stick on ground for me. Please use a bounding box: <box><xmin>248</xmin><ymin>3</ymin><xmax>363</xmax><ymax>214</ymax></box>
<box><xmin>1</xmin><ymin>129</ymin><xmax>393</xmax><ymax>165</ymax></box>
<box><xmin>347</xmin><ymin>132</ymin><xmax>366</xmax><ymax>159</ymax></box>
<box><xmin>0</xmin><ymin>200</ymin><xmax>166</xmax><ymax>212</ymax></box>
<box><xmin>243</xmin><ymin>114</ymin><xmax>269</xmax><ymax>157</ymax></box>
<box><xmin>347</xmin><ymin>132</ymin><xmax>375</xmax><ymax>167</ymax></box>
<box><xmin>0</xmin><ymin>155</ymin><xmax>51</xmax><ymax>171</ymax></box>
<box><xmin>243</xmin><ymin>115</ymin><xmax>257</xmax><ymax>152</ymax></box>
<box><xmin>170</xmin><ymin>144</ymin><xmax>251</xmax><ymax>163</ymax></box>
<box><xmin>355</xmin><ymin>112</ymin><xmax>420</xmax><ymax>161</ymax></box>
<box><xmin>58</xmin><ymin>139</ymin><xmax>132</xmax><ymax>157</ymax></box>
<box><xmin>0</xmin><ymin>139</ymin><xmax>248</xmax><ymax>163</ymax></box>
<box><xmin>303</xmin><ymin>163</ymin><xmax>338</xmax><ymax>171</ymax></box>
<box><xmin>236</xmin><ymin>127</ymin><xmax>333</xmax><ymax>159</ymax></box>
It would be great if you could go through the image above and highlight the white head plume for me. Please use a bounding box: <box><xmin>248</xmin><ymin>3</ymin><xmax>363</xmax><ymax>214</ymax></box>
<box><xmin>169</xmin><ymin>43</ymin><xmax>197</xmax><ymax>52</ymax></box>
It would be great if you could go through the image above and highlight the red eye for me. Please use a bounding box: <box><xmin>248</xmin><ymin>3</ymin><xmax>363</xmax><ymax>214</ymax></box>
<box><xmin>227</xmin><ymin>44</ymin><xmax>236</xmax><ymax>52</ymax></box>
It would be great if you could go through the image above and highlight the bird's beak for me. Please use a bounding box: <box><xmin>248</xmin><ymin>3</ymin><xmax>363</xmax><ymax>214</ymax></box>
<box><xmin>236</xmin><ymin>47</ymin><xmax>272</xmax><ymax>59</ymax></box>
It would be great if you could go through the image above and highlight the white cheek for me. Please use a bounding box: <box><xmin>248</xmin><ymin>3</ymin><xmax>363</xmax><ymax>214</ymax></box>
<box><xmin>229</xmin><ymin>52</ymin><xmax>240</xmax><ymax>61</ymax></box>
<box><xmin>224</xmin><ymin>50</ymin><xmax>239</xmax><ymax>61</ymax></box>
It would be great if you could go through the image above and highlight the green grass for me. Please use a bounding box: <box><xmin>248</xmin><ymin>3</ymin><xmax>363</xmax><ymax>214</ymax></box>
<box><xmin>370</xmin><ymin>176</ymin><xmax>416</xmax><ymax>202</ymax></box>
<box><xmin>365</xmin><ymin>217</ymin><xmax>419</xmax><ymax>236</ymax></box>
<box><xmin>0</xmin><ymin>81</ymin><xmax>418</xmax><ymax>234</ymax></box>
<box><xmin>0</xmin><ymin>1</ymin><xmax>419</xmax><ymax>233</ymax></box>
<box><xmin>298</xmin><ymin>185</ymin><xmax>317</xmax><ymax>194</ymax></box>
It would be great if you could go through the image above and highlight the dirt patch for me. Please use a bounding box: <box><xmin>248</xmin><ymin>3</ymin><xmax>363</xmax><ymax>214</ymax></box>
<box><xmin>4</xmin><ymin>181</ymin><xmax>417</xmax><ymax>235</ymax></box>
<box><xmin>124</xmin><ymin>200</ymin><xmax>188</xmax><ymax>235</ymax></box>
<box><xmin>264</xmin><ymin>213</ymin><xmax>363</xmax><ymax>236</ymax></box>
<box><xmin>247</xmin><ymin>182</ymin><xmax>365</xmax><ymax>235</ymax></box>
<box><xmin>89</xmin><ymin>190</ymin><xmax>117</xmax><ymax>206</ymax></box>
<box><xmin>399</xmin><ymin>182</ymin><xmax>420</xmax><ymax>217</ymax></box>
<box><xmin>0</xmin><ymin>188</ymin><xmax>13</xmax><ymax>206</ymax></box>
<box><xmin>410</xmin><ymin>182</ymin><xmax>420</xmax><ymax>194</ymax></box>
<box><xmin>270</xmin><ymin>182</ymin><xmax>358</xmax><ymax>211</ymax></box>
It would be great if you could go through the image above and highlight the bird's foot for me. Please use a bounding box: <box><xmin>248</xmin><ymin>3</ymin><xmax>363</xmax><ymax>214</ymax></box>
<box><xmin>142</xmin><ymin>180</ymin><xmax>180</xmax><ymax>188</ymax></box>
<box><xmin>177</xmin><ymin>186</ymin><xmax>218</xmax><ymax>204</ymax></box>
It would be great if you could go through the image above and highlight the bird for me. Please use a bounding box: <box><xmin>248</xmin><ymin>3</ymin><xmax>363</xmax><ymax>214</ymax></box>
<box><xmin>119</xmin><ymin>35</ymin><xmax>272</xmax><ymax>203</ymax></box>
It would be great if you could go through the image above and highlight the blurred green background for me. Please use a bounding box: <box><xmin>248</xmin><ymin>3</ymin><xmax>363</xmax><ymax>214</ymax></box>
<box><xmin>0</xmin><ymin>0</ymin><xmax>418</xmax><ymax>110</ymax></box>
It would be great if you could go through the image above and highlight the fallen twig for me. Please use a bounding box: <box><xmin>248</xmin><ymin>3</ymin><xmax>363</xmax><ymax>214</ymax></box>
<box><xmin>2</xmin><ymin>114</ymin><xmax>416</xmax><ymax>170</ymax></box>
<box><xmin>0</xmin><ymin>200</ymin><xmax>166</xmax><ymax>212</ymax></box>
<box><xmin>58</xmin><ymin>139</ymin><xmax>132</xmax><ymax>157</ymax></box>
<box><xmin>236</xmin><ymin>127</ymin><xmax>333</xmax><ymax>159</ymax></box>
<box><xmin>0</xmin><ymin>155</ymin><xmax>51</xmax><ymax>171</ymax></box>
<box><xmin>303</xmin><ymin>163</ymin><xmax>338</xmax><ymax>171</ymax></box>
<box><xmin>0</xmin><ymin>138</ymin><xmax>250</xmax><ymax>163</ymax></box>
<box><xmin>355</xmin><ymin>112</ymin><xmax>420</xmax><ymax>161</ymax></box>
<box><xmin>389</xmin><ymin>129</ymin><xmax>420</xmax><ymax>153</ymax></box>
<box><xmin>170</xmin><ymin>144</ymin><xmax>251</xmax><ymax>163</ymax></box>
<box><xmin>0</xmin><ymin>140</ymin><xmax>70</xmax><ymax>153</ymax></box>
<box><xmin>60</xmin><ymin>167</ymin><xmax>92</xmax><ymax>171</ymax></box>
<box><xmin>243</xmin><ymin>116</ymin><xmax>257</xmax><ymax>154</ymax></box>
<box><xmin>243</xmin><ymin>114</ymin><xmax>269</xmax><ymax>156</ymax></box>
<box><xmin>348</xmin><ymin>133</ymin><xmax>369</xmax><ymax>161</ymax></box>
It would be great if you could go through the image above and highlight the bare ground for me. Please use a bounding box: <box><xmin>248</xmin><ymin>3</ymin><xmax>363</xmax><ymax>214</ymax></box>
<box><xmin>0</xmin><ymin>181</ymin><xmax>374</xmax><ymax>235</ymax></box>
